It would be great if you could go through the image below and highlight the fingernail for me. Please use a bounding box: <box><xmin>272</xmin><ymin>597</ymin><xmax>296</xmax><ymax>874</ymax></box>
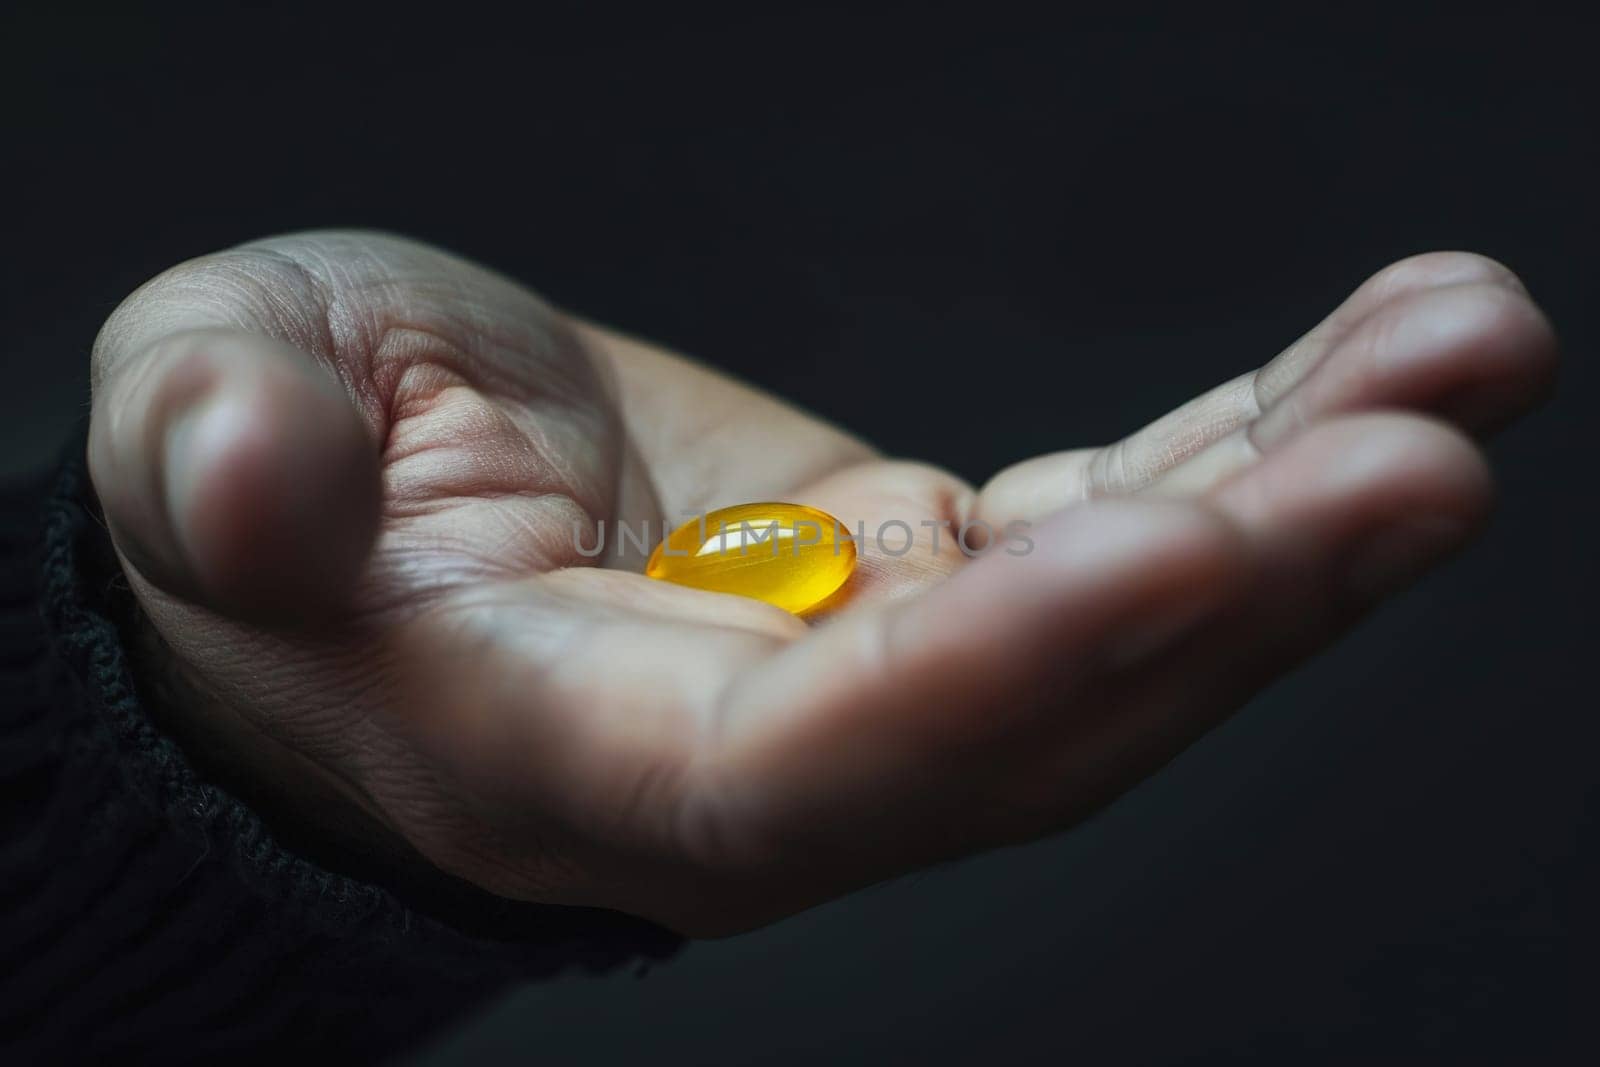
<box><xmin>1341</xmin><ymin>516</ymin><xmax>1471</xmax><ymax>599</ymax></box>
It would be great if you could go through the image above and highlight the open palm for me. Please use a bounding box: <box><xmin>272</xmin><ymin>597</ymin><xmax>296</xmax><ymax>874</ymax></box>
<box><xmin>88</xmin><ymin>232</ymin><xmax>1555</xmax><ymax>934</ymax></box>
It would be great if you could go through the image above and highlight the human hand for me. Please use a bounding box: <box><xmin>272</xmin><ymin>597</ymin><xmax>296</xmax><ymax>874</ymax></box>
<box><xmin>88</xmin><ymin>233</ymin><xmax>1555</xmax><ymax>934</ymax></box>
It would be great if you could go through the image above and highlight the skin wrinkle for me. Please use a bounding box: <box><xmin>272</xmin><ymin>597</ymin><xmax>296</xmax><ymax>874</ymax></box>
<box><xmin>371</xmin><ymin>501</ymin><xmax>584</xmax><ymax>593</ymax></box>
<box><xmin>199</xmin><ymin>252</ymin><xmax>346</xmax><ymax>386</ymax></box>
<box><xmin>377</xmin><ymin>369</ymin><xmax>617</xmax><ymax>577</ymax></box>
<box><xmin>384</xmin><ymin>374</ymin><xmax>543</xmax><ymax>488</ymax></box>
<box><xmin>235</xmin><ymin>233</ymin><xmax>609</xmax><ymax>446</ymax></box>
<box><xmin>409</xmin><ymin>342</ymin><xmax>616</xmax><ymax>524</ymax></box>
<box><xmin>135</xmin><ymin>602</ymin><xmax>411</xmax><ymax>844</ymax></box>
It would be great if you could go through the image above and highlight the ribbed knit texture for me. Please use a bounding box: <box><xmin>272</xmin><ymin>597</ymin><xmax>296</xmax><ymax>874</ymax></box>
<box><xmin>0</xmin><ymin>438</ymin><xmax>681</xmax><ymax>1060</ymax></box>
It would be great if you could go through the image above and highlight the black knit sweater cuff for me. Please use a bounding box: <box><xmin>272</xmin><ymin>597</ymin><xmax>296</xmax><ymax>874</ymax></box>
<box><xmin>0</xmin><ymin>435</ymin><xmax>681</xmax><ymax>1058</ymax></box>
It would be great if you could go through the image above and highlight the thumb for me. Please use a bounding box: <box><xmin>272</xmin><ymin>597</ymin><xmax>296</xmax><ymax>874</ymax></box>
<box><xmin>88</xmin><ymin>327</ymin><xmax>381</xmax><ymax>623</ymax></box>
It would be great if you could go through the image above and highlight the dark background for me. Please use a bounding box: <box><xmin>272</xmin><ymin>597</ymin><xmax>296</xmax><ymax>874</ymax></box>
<box><xmin>6</xmin><ymin>8</ymin><xmax>1594</xmax><ymax>1064</ymax></box>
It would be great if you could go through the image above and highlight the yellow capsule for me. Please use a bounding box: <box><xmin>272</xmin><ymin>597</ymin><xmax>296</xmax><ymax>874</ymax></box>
<box><xmin>645</xmin><ymin>502</ymin><xmax>856</xmax><ymax>615</ymax></box>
